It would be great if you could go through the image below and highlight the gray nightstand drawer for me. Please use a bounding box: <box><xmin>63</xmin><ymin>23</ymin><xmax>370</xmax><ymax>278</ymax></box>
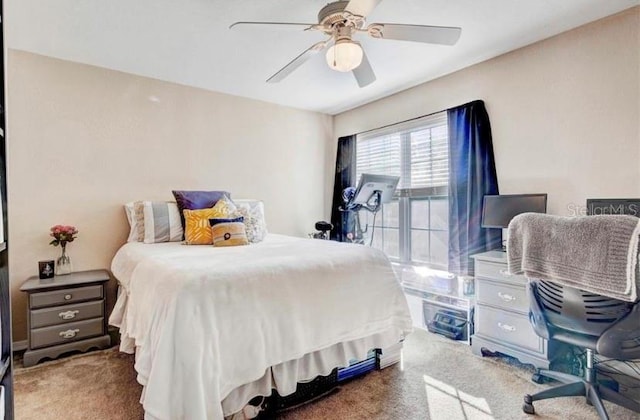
<box><xmin>30</xmin><ymin>285</ymin><xmax>103</xmax><ymax>309</ymax></box>
<box><xmin>30</xmin><ymin>300</ymin><xmax>104</xmax><ymax>329</ymax></box>
<box><xmin>475</xmin><ymin>305</ymin><xmax>544</xmax><ymax>354</ymax></box>
<box><xmin>476</xmin><ymin>279</ymin><xmax>529</xmax><ymax>314</ymax></box>
<box><xmin>30</xmin><ymin>317</ymin><xmax>104</xmax><ymax>349</ymax></box>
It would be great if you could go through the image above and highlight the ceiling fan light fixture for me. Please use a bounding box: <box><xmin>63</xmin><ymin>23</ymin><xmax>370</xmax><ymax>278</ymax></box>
<box><xmin>326</xmin><ymin>39</ymin><xmax>363</xmax><ymax>72</ymax></box>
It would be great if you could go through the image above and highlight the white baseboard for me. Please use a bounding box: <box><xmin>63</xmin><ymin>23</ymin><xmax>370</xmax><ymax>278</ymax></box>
<box><xmin>12</xmin><ymin>340</ymin><xmax>27</xmax><ymax>352</ymax></box>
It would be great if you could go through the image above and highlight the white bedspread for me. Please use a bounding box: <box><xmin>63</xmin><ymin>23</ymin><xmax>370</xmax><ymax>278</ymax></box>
<box><xmin>109</xmin><ymin>234</ymin><xmax>412</xmax><ymax>420</ymax></box>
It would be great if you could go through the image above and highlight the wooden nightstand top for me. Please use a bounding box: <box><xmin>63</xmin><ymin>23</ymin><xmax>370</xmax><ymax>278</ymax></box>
<box><xmin>20</xmin><ymin>269</ymin><xmax>110</xmax><ymax>292</ymax></box>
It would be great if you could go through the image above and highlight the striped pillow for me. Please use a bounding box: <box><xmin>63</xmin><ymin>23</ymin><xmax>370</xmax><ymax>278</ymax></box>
<box><xmin>209</xmin><ymin>217</ymin><xmax>248</xmax><ymax>247</ymax></box>
<box><xmin>142</xmin><ymin>201</ymin><xmax>183</xmax><ymax>243</ymax></box>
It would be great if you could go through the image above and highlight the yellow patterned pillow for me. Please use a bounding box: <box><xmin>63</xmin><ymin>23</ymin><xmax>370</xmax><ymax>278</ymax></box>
<box><xmin>211</xmin><ymin>194</ymin><xmax>237</xmax><ymax>215</ymax></box>
<box><xmin>183</xmin><ymin>198</ymin><xmax>237</xmax><ymax>245</ymax></box>
<box><xmin>210</xmin><ymin>218</ymin><xmax>249</xmax><ymax>247</ymax></box>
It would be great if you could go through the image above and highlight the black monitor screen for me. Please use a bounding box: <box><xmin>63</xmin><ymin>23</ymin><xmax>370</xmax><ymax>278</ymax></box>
<box><xmin>586</xmin><ymin>199</ymin><xmax>640</xmax><ymax>217</ymax></box>
<box><xmin>481</xmin><ymin>194</ymin><xmax>548</xmax><ymax>228</ymax></box>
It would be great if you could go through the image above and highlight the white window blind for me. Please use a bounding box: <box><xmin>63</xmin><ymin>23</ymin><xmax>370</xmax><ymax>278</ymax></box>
<box><xmin>355</xmin><ymin>133</ymin><xmax>401</xmax><ymax>181</ymax></box>
<box><xmin>356</xmin><ymin>112</ymin><xmax>448</xmax><ymax>192</ymax></box>
<box><xmin>409</xmin><ymin>124</ymin><xmax>449</xmax><ymax>189</ymax></box>
<box><xmin>355</xmin><ymin>111</ymin><xmax>449</xmax><ymax>269</ymax></box>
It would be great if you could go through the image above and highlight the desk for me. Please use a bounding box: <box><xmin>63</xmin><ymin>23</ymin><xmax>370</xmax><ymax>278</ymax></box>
<box><xmin>471</xmin><ymin>251</ymin><xmax>553</xmax><ymax>369</ymax></box>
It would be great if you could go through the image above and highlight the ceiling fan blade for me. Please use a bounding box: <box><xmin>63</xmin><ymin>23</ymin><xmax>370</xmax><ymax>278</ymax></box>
<box><xmin>368</xmin><ymin>23</ymin><xmax>461</xmax><ymax>45</ymax></box>
<box><xmin>345</xmin><ymin>0</ymin><xmax>384</xmax><ymax>17</ymax></box>
<box><xmin>353</xmin><ymin>50</ymin><xmax>376</xmax><ymax>88</ymax></box>
<box><xmin>267</xmin><ymin>41</ymin><xmax>331</xmax><ymax>83</ymax></box>
<box><xmin>230</xmin><ymin>22</ymin><xmax>317</xmax><ymax>31</ymax></box>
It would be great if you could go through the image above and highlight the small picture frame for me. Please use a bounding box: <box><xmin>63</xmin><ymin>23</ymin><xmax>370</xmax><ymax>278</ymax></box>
<box><xmin>38</xmin><ymin>260</ymin><xmax>55</xmax><ymax>279</ymax></box>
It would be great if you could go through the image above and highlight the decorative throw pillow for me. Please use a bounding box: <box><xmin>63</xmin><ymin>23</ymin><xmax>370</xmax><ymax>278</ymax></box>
<box><xmin>209</xmin><ymin>217</ymin><xmax>249</xmax><ymax>247</ymax></box>
<box><xmin>124</xmin><ymin>202</ymin><xmax>144</xmax><ymax>242</ymax></box>
<box><xmin>172</xmin><ymin>190</ymin><xmax>230</xmax><ymax>233</ymax></box>
<box><xmin>232</xmin><ymin>200</ymin><xmax>267</xmax><ymax>243</ymax></box>
<box><xmin>212</xmin><ymin>194</ymin><xmax>238</xmax><ymax>216</ymax></box>
<box><xmin>142</xmin><ymin>201</ymin><xmax>184</xmax><ymax>244</ymax></box>
<box><xmin>183</xmin><ymin>198</ymin><xmax>237</xmax><ymax>245</ymax></box>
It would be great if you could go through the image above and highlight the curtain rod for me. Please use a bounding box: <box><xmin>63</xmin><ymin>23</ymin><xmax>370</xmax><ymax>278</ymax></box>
<box><xmin>351</xmin><ymin>99</ymin><xmax>482</xmax><ymax>136</ymax></box>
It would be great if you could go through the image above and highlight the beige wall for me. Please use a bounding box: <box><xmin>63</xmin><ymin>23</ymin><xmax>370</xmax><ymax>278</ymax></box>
<box><xmin>7</xmin><ymin>7</ymin><xmax>640</xmax><ymax>342</ymax></box>
<box><xmin>335</xmin><ymin>8</ymin><xmax>640</xmax><ymax>216</ymax></box>
<box><xmin>7</xmin><ymin>50</ymin><xmax>333</xmax><ymax>341</ymax></box>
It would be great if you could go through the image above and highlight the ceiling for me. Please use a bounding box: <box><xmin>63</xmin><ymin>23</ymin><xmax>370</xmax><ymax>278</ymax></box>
<box><xmin>7</xmin><ymin>0</ymin><xmax>639</xmax><ymax>115</ymax></box>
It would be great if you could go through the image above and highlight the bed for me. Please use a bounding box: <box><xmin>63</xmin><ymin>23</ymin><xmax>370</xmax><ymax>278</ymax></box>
<box><xmin>109</xmin><ymin>233</ymin><xmax>413</xmax><ymax>419</ymax></box>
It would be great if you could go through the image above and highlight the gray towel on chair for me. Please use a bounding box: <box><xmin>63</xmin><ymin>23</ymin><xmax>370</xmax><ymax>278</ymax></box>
<box><xmin>507</xmin><ymin>213</ymin><xmax>640</xmax><ymax>302</ymax></box>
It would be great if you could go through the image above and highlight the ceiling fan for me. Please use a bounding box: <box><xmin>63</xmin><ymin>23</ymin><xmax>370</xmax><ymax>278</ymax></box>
<box><xmin>230</xmin><ymin>0</ymin><xmax>461</xmax><ymax>88</ymax></box>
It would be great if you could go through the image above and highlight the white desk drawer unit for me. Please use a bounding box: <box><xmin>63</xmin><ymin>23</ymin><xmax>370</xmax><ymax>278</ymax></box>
<box><xmin>475</xmin><ymin>277</ymin><xmax>530</xmax><ymax>314</ymax></box>
<box><xmin>20</xmin><ymin>270</ymin><xmax>112</xmax><ymax>367</ymax></box>
<box><xmin>475</xmin><ymin>305</ymin><xmax>545</xmax><ymax>354</ymax></box>
<box><xmin>474</xmin><ymin>260</ymin><xmax>518</xmax><ymax>283</ymax></box>
<box><xmin>471</xmin><ymin>251</ymin><xmax>551</xmax><ymax>369</ymax></box>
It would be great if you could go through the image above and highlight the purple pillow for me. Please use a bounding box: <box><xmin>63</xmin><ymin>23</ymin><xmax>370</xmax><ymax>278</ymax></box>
<box><xmin>172</xmin><ymin>190</ymin><xmax>230</xmax><ymax>232</ymax></box>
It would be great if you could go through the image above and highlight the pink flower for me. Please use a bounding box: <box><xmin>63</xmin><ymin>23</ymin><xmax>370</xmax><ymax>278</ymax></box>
<box><xmin>49</xmin><ymin>225</ymin><xmax>79</xmax><ymax>247</ymax></box>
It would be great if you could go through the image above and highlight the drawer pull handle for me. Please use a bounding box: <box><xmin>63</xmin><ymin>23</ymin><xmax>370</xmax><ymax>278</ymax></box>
<box><xmin>499</xmin><ymin>269</ymin><xmax>512</xmax><ymax>277</ymax></box>
<box><xmin>497</xmin><ymin>322</ymin><xmax>516</xmax><ymax>332</ymax></box>
<box><xmin>64</xmin><ymin>294</ymin><xmax>73</xmax><ymax>301</ymax></box>
<box><xmin>58</xmin><ymin>310</ymin><xmax>79</xmax><ymax>320</ymax></box>
<box><xmin>498</xmin><ymin>292</ymin><xmax>516</xmax><ymax>302</ymax></box>
<box><xmin>59</xmin><ymin>329</ymin><xmax>80</xmax><ymax>339</ymax></box>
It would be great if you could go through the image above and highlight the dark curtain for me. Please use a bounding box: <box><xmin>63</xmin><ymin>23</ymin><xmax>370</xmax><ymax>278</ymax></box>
<box><xmin>448</xmin><ymin>100</ymin><xmax>502</xmax><ymax>275</ymax></box>
<box><xmin>330</xmin><ymin>135</ymin><xmax>356</xmax><ymax>241</ymax></box>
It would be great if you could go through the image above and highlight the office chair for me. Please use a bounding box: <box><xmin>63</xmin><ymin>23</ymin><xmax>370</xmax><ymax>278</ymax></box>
<box><xmin>522</xmin><ymin>279</ymin><xmax>640</xmax><ymax>419</ymax></box>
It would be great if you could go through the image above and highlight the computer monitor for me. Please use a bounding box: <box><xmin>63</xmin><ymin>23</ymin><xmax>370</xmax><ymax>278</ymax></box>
<box><xmin>586</xmin><ymin>198</ymin><xmax>640</xmax><ymax>217</ymax></box>
<box><xmin>353</xmin><ymin>174</ymin><xmax>400</xmax><ymax>205</ymax></box>
<box><xmin>481</xmin><ymin>194</ymin><xmax>548</xmax><ymax>228</ymax></box>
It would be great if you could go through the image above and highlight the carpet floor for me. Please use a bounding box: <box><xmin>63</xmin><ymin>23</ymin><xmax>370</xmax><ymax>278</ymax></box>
<box><xmin>14</xmin><ymin>329</ymin><xmax>640</xmax><ymax>420</ymax></box>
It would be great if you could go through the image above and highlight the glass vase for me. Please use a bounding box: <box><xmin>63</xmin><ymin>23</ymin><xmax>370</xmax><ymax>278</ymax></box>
<box><xmin>56</xmin><ymin>244</ymin><xmax>73</xmax><ymax>275</ymax></box>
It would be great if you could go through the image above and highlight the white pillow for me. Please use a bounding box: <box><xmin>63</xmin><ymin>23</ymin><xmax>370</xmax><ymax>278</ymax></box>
<box><xmin>232</xmin><ymin>199</ymin><xmax>267</xmax><ymax>243</ymax></box>
<box><xmin>142</xmin><ymin>201</ymin><xmax>184</xmax><ymax>243</ymax></box>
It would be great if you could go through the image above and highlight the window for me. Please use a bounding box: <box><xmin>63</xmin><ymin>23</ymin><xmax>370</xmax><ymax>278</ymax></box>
<box><xmin>356</xmin><ymin>112</ymin><xmax>449</xmax><ymax>269</ymax></box>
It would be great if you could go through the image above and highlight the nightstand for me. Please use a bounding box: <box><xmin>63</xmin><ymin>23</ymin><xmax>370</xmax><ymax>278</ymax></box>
<box><xmin>20</xmin><ymin>269</ymin><xmax>111</xmax><ymax>367</ymax></box>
